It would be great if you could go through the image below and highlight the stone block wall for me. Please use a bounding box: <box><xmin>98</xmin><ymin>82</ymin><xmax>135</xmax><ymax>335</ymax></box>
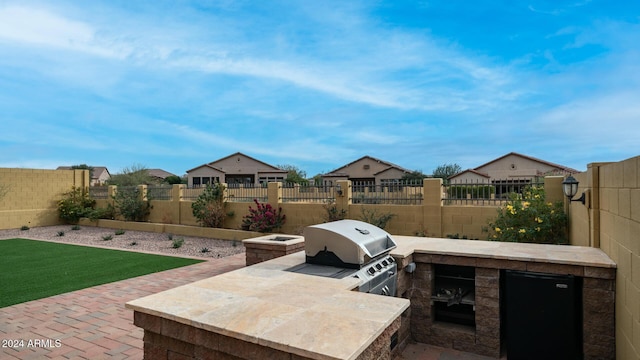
<box><xmin>134</xmin><ymin>311</ymin><xmax>401</xmax><ymax>360</ymax></box>
<box><xmin>408</xmin><ymin>254</ymin><xmax>616</xmax><ymax>359</ymax></box>
<box><xmin>243</xmin><ymin>236</ymin><xmax>305</xmax><ymax>266</ymax></box>
<box><xmin>0</xmin><ymin>168</ymin><xmax>88</xmax><ymax>229</ymax></box>
<box><xmin>589</xmin><ymin>156</ymin><xmax>639</xmax><ymax>359</ymax></box>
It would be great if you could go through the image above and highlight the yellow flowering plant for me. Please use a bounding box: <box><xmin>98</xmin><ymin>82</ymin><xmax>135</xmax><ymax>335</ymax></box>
<box><xmin>484</xmin><ymin>186</ymin><xmax>568</xmax><ymax>244</ymax></box>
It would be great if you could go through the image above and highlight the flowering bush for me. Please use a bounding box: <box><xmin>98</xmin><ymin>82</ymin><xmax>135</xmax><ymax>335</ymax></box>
<box><xmin>57</xmin><ymin>187</ymin><xmax>96</xmax><ymax>224</ymax></box>
<box><xmin>485</xmin><ymin>186</ymin><xmax>568</xmax><ymax>244</ymax></box>
<box><xmin>241</xmin><ymin>199</ymin><xmax>286</xmax><ymax>233</ymax></box>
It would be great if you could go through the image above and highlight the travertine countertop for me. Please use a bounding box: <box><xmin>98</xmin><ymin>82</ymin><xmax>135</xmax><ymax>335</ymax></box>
<box><xmin>126</xmin><ymin>251</ymin><xmax>410</xmax><ymax>360</ymax></box>
<box><xmin>126</xmin><ymin>235</ymin><xmax>615</xmax><ymax>360</ymax></box>
<box><xmin>391</xmin><ymin>236</ymin><xmax>616</xmax><ymax>268</ymax></box>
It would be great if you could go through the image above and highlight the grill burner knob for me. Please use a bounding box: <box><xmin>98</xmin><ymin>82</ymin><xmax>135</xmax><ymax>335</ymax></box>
<box><xmin>382</xmin><ymin>260</ymin><xmax>388</xmax><ymax>266</ymax></box>
<box><xmin>367</xmin><ymin>267</ymin><xmax>376</xmax><ymax>275</ymax></box>
<box><xmin>375</xmin><ymin>264</ymin><xmax>382</xmax><ymax>271</ymax></box>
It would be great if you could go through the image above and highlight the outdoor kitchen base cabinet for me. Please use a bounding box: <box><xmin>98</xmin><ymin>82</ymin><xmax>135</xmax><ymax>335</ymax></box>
<box><xmin>432</xmin><ymin>264</ymin><xmax>476</xmax><ymax>328</ymax></box>
<box><xmin>504</xmin><ymin>270</ymin><xmax>582</xmax><ymax>360</ymax></box>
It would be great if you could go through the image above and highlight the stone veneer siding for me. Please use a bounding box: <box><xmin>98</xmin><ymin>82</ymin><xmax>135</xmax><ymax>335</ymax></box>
<box><xmin>244</xmin><ymin>240</ymin><xmax>305</xmax><ymax>266</ymax></box>
<box><xmin>408</xmin><ymin>254</ymin><xmax>615</xmax><ymax>359</ymax></box>
<box><xmin>134</xmin><ymin>311</ymin><xmax>401</xmax><ymax>360</ymax></box>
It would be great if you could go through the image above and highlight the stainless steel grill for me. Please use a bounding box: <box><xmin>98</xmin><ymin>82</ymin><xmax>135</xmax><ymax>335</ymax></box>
<box><xmin>288</xmin><ymin>220</ymin><xmax>398</xmax><ymax>296</ymax></box>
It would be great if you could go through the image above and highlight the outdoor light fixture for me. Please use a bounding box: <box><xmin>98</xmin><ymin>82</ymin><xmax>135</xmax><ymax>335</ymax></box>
<box><xmin>562</xmin><ymin>175</ymin><xmax>585</xmax><ymax>205</ymax></box>
<box><xmin>336</xmin><ymin>183</ymin><xmax>343</xmax><ymax>196</ymax></box>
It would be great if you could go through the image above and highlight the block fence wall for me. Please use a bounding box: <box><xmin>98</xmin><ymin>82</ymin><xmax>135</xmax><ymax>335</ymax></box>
<box><xmin>0</xmin><ymin>168</ymin><xmax>89</xmax><ymax>230</ymax></box>
<box><xmin>94</xmin><ymin>177</ymin><xmax>565</xmax><ymax>239</ymax></box>
<box><xmin>570</xmin><ymin>155</ymin><xmax>640</xmax><ymax>359</ymax></box>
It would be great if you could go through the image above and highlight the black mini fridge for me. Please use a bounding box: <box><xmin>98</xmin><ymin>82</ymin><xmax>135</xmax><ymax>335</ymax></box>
<box><xmin>504</xmin><ymin>270</ymin><xmax>582</xmax><ymax>360</ymax></box>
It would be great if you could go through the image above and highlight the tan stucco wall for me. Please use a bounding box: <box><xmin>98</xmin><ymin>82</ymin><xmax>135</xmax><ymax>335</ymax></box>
<box><xmin>0</xmin><ymin>168</ymin><xmax>89</xmax><ymax>230</ymax></box>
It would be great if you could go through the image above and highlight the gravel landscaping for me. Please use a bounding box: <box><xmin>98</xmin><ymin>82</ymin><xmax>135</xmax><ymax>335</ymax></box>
<box><xmin>0</xmin><ymin>225</ymin><xmax>245</xmax><ymax>259</ymax></box>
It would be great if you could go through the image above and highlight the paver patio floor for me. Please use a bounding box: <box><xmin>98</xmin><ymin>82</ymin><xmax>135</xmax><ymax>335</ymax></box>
<box><xmin>0</xmin><ymin>253</ymin><xmax>245</xmax><ymax>359</ymax></box>
<box><xmin>1</xmin><ymin>250</ymin><xmax>500</xmax><ymax>360</ymax></box>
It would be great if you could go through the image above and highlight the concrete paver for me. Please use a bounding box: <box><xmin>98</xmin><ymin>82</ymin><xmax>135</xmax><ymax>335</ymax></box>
<box><xmin>1</xmin><ymin>249</ymin><xmax>500</xmax><ymax>359</ymax></box>
<box><xmin>1</xmin><ymin>253</ymin><xmax>245</xmax><ymax>359</ymax></box>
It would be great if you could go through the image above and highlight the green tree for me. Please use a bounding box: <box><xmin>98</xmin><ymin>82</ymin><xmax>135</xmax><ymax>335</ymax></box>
<box><xmin>401</xmin><ymin>170</ymin><xmax>428</xmax><ymax>182</ymax></box>
<box><xmin>164</xmin><ymin>175</ymin><xmax>185</xmax><ymax>185</ymax></box>
<box><xmin>432</xmin><ymin>163</ymin><xmax>462</xmax><ymax>183</ymax></box>
<box><xmin>107</xmin><ymin>164</ymin><xmax>154</xmax><ymax>186</ymax></box>
<box><xmin>278</xmin><ymin>164</ymin><xmax>309</xmax><ymax>185</ymax></box>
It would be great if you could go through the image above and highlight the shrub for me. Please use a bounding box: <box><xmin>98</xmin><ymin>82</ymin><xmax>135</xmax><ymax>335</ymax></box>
<box><xmin>172</xmin><ymin>238</ymin><xmax>184</xmax><ymax>248</ymax></box>
<box><xmin>359</xmin><ymin>207</ymin><xmax>395</xmax><ymax>230</ymax></box>
<box><xmin>115</xmin><ymin>229</ymin><xmax>126</xmax><ymax>235</ymax></box>
<box><xmin>191</xmin><ymin>183</ymin><xmax>227</xmax><ymax>228</ymax></box>
<box><xmin>241</xmin><ymin>199</ymin><xmax>286</xmax><ymax>233</ymax></box>
<box><xmin>86</xmin><ymin>205</ymin><xmax>115</xmax><ymax>221</ymax></box>
<box><xmin>71</xmin><ymin>225</ymin><xmax>81</xmax><ymax>231</ymax></box>
<box><xmin>484</xmin><ymin>186</ymin><xmax>568</xmax><ymax>244</ymax></box>
<box><xmin>56</xmin><ymin>231</ymin><xmax>65</xmax><ymax>237</ymax></box>
<box><xmin>57</xmin><ymin>187</ymin><xmax>96</xmax><ymax>224</ymax></box>
<box><xmin>20</xmin><ymin>225</ymin><xmax>29</xmax><ymax>231</ymax></box>
<box><xmin>102</xmin><ymin>234</ymin><xmax>113</xmax><ymax>241</ymax></box>
<box><xmin>113</xmin><ymin>187</ymin><xmax>151</xmax><ymax>222</ymax></box>
<box><xmin>200</xmin><ymin>247</ymin><xmax>210</xmax><ymax>253</ymax></box>
<box><xmin>322</xmin><ymin>199</ymin><xmax>347</xmax><ymax>222</ymax></box>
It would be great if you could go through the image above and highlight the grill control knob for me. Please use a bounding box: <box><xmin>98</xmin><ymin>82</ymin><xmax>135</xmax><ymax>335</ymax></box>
<box><xmin>388</xmin><ymin>256</ymin><xmax>395</xmax><ymax>263</ymax></box>
<box><xmin>367</xmin><ymin>267</ymin><xmax>376</xmax><ymax>275</ymax></box>
<box><xmin>381</xmin><ymin>260</ymin><xmax>388</xmax><ymax>266</ymax></box>
<box><xmin>375</xmin><ymin>264</ymin><xmax>382</xmax><ymax>271</ymax></box>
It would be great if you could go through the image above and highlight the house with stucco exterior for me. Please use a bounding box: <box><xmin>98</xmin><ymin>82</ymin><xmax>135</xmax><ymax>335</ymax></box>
<box><xmin>57</xmin><ymin>166</ymin><xmax>111</xmax><ymax>186</ymax></box>
<box><xmin>186</xmin><ymin>152</ymin><xmax>287</xmax><ymax>187</ymax></box>
<box><xmin>321</xmin><ymin>156</ymin><xmax>412</xmax><ymax>186</ymax></box>
<box><xmin>449</xmin><ymin>152</ymin><xmax>579</xmax><ymax>196</ymax></box>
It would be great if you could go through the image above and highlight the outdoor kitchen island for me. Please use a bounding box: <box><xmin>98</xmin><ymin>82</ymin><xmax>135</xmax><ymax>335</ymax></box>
<box><xmin>126</xmin><ymin>250</ymin><xmax>410</xmax><ymax>360</ymax></box>
<box><xmin>127</xmin><ymin>233</ymin><xmax>616</xmax><ymax>360</ymax></box>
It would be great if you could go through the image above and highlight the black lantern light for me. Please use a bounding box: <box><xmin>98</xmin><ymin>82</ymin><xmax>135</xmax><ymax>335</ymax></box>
<box><xmin>562</xmin><ymin>175</ymin><xmax>585</xmax><ymax>205</ymax></box>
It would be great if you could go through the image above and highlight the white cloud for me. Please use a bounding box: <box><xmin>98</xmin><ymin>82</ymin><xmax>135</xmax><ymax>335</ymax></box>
<box><xmin>0</xmin><ymin>5</ymin><xmax>130</xmax><ymax>59</ymax></box>
<box><xmin>536</xmin><ymin>91</ymin><xmax>640</xmax><ymax>150</ymax></box>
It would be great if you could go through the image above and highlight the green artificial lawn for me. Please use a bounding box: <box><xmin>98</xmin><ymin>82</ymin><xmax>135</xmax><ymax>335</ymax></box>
<box><xmin>0</xmin><ymin>239</ymin><xmax>203</xmax><ymax>308</ymax></box>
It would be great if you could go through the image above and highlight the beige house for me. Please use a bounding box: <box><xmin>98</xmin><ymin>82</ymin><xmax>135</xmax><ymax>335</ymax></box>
<box><xmin>186</xmin><ymin>152</ymin><xmax>287</xmax><ymax>187</ymax></box>
<box><xmin>449</xmin><ymin>152</ymin><xmax>579</xmax><ymax>195</ymax></box>
<box><xmin>57</xmin><ymin>166</ymin><xmax>111</xmax><ymax>186</ymax></box>
<box><xmin>321</xmin><ymin>156</ymin><xmax>411</xmax><ymax>186</ymax></box>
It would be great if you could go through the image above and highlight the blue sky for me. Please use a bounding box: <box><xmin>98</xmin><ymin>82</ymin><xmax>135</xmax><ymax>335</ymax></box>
<box><xmin>1</xmin><ymin>1</ymin><xmax>638</xmax><ymax>177</ymax></box>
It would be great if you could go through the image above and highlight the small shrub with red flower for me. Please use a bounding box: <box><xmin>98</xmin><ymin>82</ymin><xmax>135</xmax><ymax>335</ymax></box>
<box><xmin>241</xmin><ymin>199</ymin><xmax>286</xmax><ymax>233</ymax></box>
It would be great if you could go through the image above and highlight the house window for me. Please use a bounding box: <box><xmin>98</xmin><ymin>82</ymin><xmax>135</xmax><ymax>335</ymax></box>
<box><xmin>203</xmin><ymin>177</ymin><xmax>210</xmax><ymax>185</ymax></box>
<box><xmin>193</xmin><ymin>177</ymin><xmax>201</xmax><ymax>187</ymax></box>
